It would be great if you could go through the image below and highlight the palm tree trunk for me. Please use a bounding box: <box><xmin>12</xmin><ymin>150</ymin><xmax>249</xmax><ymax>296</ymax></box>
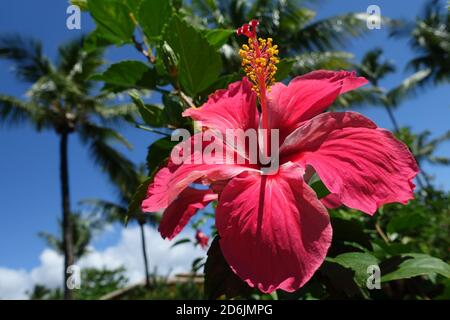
<box><xmin>384</xmin><ymin>105</ymin><xmax>400</xmax><ymax>133</ymax></box>
<box><xmin>139</xmin><ymin>222</ymin><xmax>151</xmax><ymax>288</ymax></box>
<box><xmin>60</xmin><ymin>132</ymin><xmax>74</xmax><ymax>300</ymax></box>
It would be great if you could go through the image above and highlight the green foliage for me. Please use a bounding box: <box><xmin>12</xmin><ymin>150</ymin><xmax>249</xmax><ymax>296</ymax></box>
<box><xmin>91</xmin><ymin>60</ymin><xmax>158</xmax><ymax>92</ymax></box>
<box><xmin>146</xmin><ymin>137</ymin><xmax>178</xmax><ymax>174</ymax></box>
<box><xmin>27</xmin><ymin>267</ymin><xmax>128</xmax><ymax>300</ymax></box>
<box><xmin>390</xmin><ymin>0</ymin><xmax>450</xmax><ymax>84</ymax></box>
<box><xmin>204</xmin><ymin>29</ymin><xmax>235</xmax><ymax>48</ymax></box>
<box><xmin>76</xmin><ymin>267</ymin><xmax>129</xmax><ymax>300</ymax></box>
<box><xmin>204</xmin><ymin>237</ymin><xmax>253</xmax><ymax>299</ymax></box>
<box><xmin>309</xmin><ymin>178</ymin><xmax>331</xmax><ymax>199</ymax></box>
<box><xmin>163</xmin><ymin>15</ymin><xmax>223</xmax><ymax>96</ymax></box>
<box><xmin>127</xmin><ymin>177</ymin><xmax>152</xmax><ymax>221</ymax></box>
<box><xmin>87</xmin><ymin>0</ymin><xmax>135</xmax><ymax>45</ymax></box>
<box><xmin>382</xmin><ymin>254</ymin><xmax>450</xmax><ymax>282</ymax></box>
<box><xmin>4</xmin><ymin>0</ymin><xmax>449</xmax><ymax>301</ymax></box>
<box><xmin>329</xmin><ymin>252</ymin><xmax>379</xmax><ymax>287</ymax></box>
<box><xmin>38</xmin><ymin>212</ymin><xmax>107</xmax><ymax>261</ymax></box>
<box><xmin>138</xmin><ymin>0</ymin><xmax>173</xmax><ymax>42</ymax></box>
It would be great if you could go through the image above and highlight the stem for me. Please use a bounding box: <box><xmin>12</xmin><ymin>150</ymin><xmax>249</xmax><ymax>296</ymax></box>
<box><xmin>132</xmin><ymin>35</ymin><xmax>155</xmax><ymax>64</ymax></box>
<box><xmin>60</xmin><ymin>132</ymin><xmax>74</xmax><ymax>300</ymax></box>
<box><xmin>135</xmin><ymin>124</ymin><xmax>171</xmax><ymax>136</ymax></box>
<box><xmin>139</xmin><ymin>222</ymin><xmax>151</xmax><ymax>288</ymax></box>
<box><xmin>375</xmin><ymin>221</ymin><xmax>389</xmax><ymax>244</ymax></box>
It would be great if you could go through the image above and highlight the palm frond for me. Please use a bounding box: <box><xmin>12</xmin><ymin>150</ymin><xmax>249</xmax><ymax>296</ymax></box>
<box><xmin>357</xmin><ymin>48</ymin><xmax>396</xmax><ymax>85</ymax></box>
<box><xmin>0</xmin><ymin>35</ymin><xmax>53</xmax><ymax>82</ymax></box>
<box><xmin>292</xmin><ymin>51</ymin><xmax>353</xmax><ymax>74</ymax></box>
<box><xmin>429</xmin><ymin>156</ymin><xmax>450</xmax><ymax>165</ymax></box>
<box><xmin>79</xmin><ymin>122</ymin><xmax>139</xmax><ymax>202</ymax></box>
<box><xmin>386</xmin><ymin>69</ymin><xmax>431</xmax><ymax>107</ymax></box>
<box><xmin>79</xmin><ymin>199</ymin><xmax>127</xmax><ymax>222</ymax></box>
<box><xmin>429</xmin><ymin>130</ymin><xmax>450</xmax><ymax>146</ymax></box>
<box><xmin>0</xmin><ymin>94</ymin><xmax>51</xmax><ymax>129</ymax></box>
<box><xmin>333</xmin><ymin>87</ymin><xmax>383</xmax><ymax>109</ymax></box>
<box><xmin>390</xmin><ymin>0</ymin><xmax>449</xmax><ymax>84</ymax></box>
<box><xmin>94</xmin><ymin>103</ymin><xmax>138</xmax><ymax>125</ymax></box>
<box><xmin>295</xmin><ymin>13</ymin><xmax>385</xmax><ymax>52</ymax></box>
<box><xmin>57</xmin><ymin>36</ymin><xmax>104</xmax><ymax>90</ymax></box>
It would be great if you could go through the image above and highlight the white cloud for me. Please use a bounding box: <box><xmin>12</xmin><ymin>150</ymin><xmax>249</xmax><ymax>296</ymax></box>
<box><xmin>0</xmin><ymin>268</ymin><xmax>30</xmax><ymax>299</ymax></box>
<box><xmin>0</xmin><ymin>226</ymin><xmax>205</xmax><ymax>300</ymax></box>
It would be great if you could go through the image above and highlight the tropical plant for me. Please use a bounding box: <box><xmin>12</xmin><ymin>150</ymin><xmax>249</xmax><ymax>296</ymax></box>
<box><xmin>38</xmin><ymin>212</ymin><xmax>106</xmax><ymax>261</ymax></box>
<box><xmin>0</xmin><ymin>35</ymin><xmax>138</xmax><ymax>299</ymax></box>
<box><xmin>355</xmin><ymin>47</ymin><xmax>432</xmax><ymax>188</ymax></box>
<box><xmin>390</xmin><ymin>0</ymin><xmax>449</xmax><ymax>85</ymax></box>
<box><xmin>396</xmin><ymin>128</ymin><xmax>450</xmax><ymax>185</ymax></box>
<box><xmin>80</xmin><ymin>165</ymin><xmax>158</xmax><ymax>288</ymax></box>
<box><xmin>74</xmin><ymin>0</ymin><xmax>450</xmax><ymax>300</ymax></box>
<box><xmin>27</xmin><ymin>267</ymin><xmax>128</xmax><ymax>300</ymax></box>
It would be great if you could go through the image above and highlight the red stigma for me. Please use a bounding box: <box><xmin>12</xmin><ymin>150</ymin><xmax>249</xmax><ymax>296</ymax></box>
<box><xmin>236</xmin><ymin>19</ymin><xmax>259</xmax><ymax>38</ymax></box>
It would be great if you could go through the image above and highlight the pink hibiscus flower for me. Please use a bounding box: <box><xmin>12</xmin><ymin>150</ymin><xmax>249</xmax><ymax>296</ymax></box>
<box><xmin>195</xmin><ymin>230</ymin><xmax>209</xmax><ymax>250</ymax></box>
<box><xmin>141</xmin><ymin>20</ymin><xmax>419</xmax><ymax>293</ymax></box>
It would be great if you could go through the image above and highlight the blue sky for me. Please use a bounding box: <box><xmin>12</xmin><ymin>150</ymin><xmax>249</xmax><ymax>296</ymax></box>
<box><xmin>0</xmin><ymin>0</ymin><xmax>449</xmax><ymax>272</ymax></box>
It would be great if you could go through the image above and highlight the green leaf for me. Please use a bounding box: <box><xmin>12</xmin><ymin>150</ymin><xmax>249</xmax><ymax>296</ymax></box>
<box><xmin>382</xmin><ymin>254</ymin><xmax>450</xmax><ymax>282</ymax></box>
<box><xmin>171</xmin><ymin>238</ymin><xmax>191</xmax><ymax>248</ymax></box>
<box><xmin>123</xmin><ymin>0</ymin><xmax>142</xmax><ymax>15</ymax></box>
<box><xmin>84</xmin><ymin>28</ymin><xmax>115</xmax><ymax>52</ymax></box>
<box><xmin>91</xmin><ymin>60</ymin><xmax>157</xmax><ymax>91</ymax></box>
<box><xmin>309</xmin><ymin>179</ymin><xmax>330</xmax><ymax>199</ymax></box>
<box><xmin>71</xmin><ymin>0</ymin><xmax>88</xmax><ymax>10</ymax></box>
<box><xmin>87</xmin><ymin>0</ymin><xmax>135</xmax><ymax>44</ymax></box>
<box><xmin>146</xmin><ymin>137</ymin><xmax>177</xmax><ymax>173</ymax></box>
<box><xmin>204</xmin><ymin>29</ymin><xmax>234</xmax><ymax>48</ymax></box>
<box><xmin>164</xmin><ymin>15</ymin><xmax>222</xmax><ymax>96</ymax></box>
<box><xmin>129</xmin><ymin>90</ymin><xmax>165</xmax><ymax>127</ymax></box>
<box><xmin>126</xmin><ymin>177</ymin><xmax>151</xmax><ymax>224</ymax></box>
<box><xmin>330</xmin><ymin>252</ymin><xmax>379</xmax><ymax>287</ymax></box>
<box><xmin>198</xmin><ymin>73</ymin><xmax>240</xmax><ymax>101</ymax></box>
<box><xmin>204</xmin><ymin>237</ymin><xmax>252</xmax><ymax>299</ymax></box>
<box><xmin>329</xmin><ymin>217</ymin><xmax>373</xmax><ymax>255</ymax></box>
<box><xmin>275</xmin><ymin>59</ymin><xmax>295</xmax><ymax>81</ymax></box>
<box><xmin>318</xmin><ymin>261</ymin><xmax>365</xmax><ymax>298</ymax></box>
<box><xmin>386</xmin><ymin>212</ymin><xmax>427</xmax><ymax>234</ymax></box>
<box><xmin>161</xmin><ymin>93</ymin><xmax>189</xmax><ymax>128</ymax></box>
<box><xmin>138</xmin><ymin>0</ymin><xmax>173</xmax><ymax>42</ymax></box>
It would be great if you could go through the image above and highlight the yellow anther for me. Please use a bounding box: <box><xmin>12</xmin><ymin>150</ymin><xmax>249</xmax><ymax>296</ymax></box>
<box><xmin>239</xmin><ymin>36</ymin><xmax>280</xmax><ymax>95</ymax></box>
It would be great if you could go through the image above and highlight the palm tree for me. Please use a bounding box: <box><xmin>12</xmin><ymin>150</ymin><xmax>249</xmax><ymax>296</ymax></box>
<box><xmin>397</xmin><ymin>128</ymin><xmax>450</xmax><ymax>186</ymax></box>
<box><xmin>188</xmin><ymin>0</ymin><xmax>391</xmax><ymax>75</ymax></box>
<box><xmin>39</xmin><ymin>212</ymin><xmax>106</xmax><ymax>262</ymax></box>
<box><xmin>355</xmin><ymin>48</ymin><xmax>432</xmax><ymax>188</ymax></box>
<box><xmin>0</xmin><ymin>36</ymin><xmax>139</xmax><ymax>299</ymax></box>
<box><xmin>80</xmin><ymin>166</ymin><xmax>158</xmax><ymax>288</ymax></box>
<box><xmin>390</xmin><ymin>0</ymin><xmax>449</xmax><ymax>85</ymax></box>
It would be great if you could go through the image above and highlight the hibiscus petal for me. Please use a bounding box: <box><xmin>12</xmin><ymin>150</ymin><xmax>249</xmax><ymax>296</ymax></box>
<box><xmin>183</xmin><ymin>77</ymin><xmax>258</xmax><ymax>133</ymax></box>
<box><xmin>142</xmin><ymin>133</ymin><xmax>258</xmax><ymax>213</ymax></box>
<box><xmin>216</xmin><ymin>164</ymin><xmax>332</xmax><ymax>293</ymax></box>
<box><xmin>281</xmin><ymin>112</ymin><xmax>419</xmax><ymax>215</ymax></box>
<box><xmin>159</xmin><ymin>187</ymin><xmax>217</xmax><ymax>240</ymax></box>
<box><xmin>321</xmin><ymin>193</ymin><xmax>343</xmax><ymax>209</ymax></box>
<box><xmin>267</xmin><ymin>70</ymin><xmax>368</xmax><ymax>141</ymax></box>
<box><xmin>141</xmin><ymin>166</ymin><xmax>173</xmax><ymax>212</ymax></box>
